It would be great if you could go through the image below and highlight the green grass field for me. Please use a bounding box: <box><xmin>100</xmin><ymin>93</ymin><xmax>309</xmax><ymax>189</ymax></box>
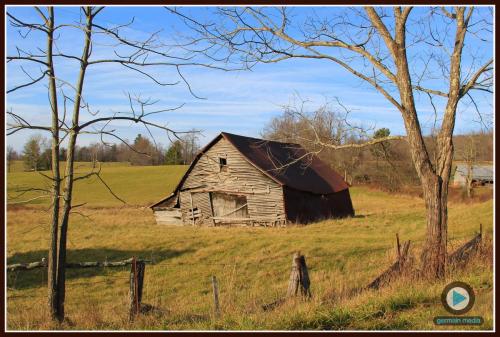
<box><xmin>7</xmin><ymin>161</ymin><xmax>187</xmax><ymax>207</ymax></box>
<box><xmin>6</xmin><ymin>163</ymin><xmax>493</xmax><ymax>330</ymax></box>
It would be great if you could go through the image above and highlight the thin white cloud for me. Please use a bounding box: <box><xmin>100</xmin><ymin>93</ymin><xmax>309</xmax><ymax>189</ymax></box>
<box><xmin>6</xmin><ymin>6</ymin><xmax>493</xmax><ymax>152</ymax></box>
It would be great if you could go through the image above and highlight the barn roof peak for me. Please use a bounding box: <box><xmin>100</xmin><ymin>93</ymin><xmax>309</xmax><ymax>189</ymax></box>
<box><xmin>218</xmin><ymin>132</ymin><xmax>349</xmax><ymax>194</ymax></box>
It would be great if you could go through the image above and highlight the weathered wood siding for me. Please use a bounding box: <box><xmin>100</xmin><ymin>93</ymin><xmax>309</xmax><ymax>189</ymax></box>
<box><xmin>179</xmin><ymin>138</ymin><xmax>285</xmax><ymax>226</ymax></box>
<box><xmin>153</xmin><ymin>208</ymin><xmax>182</xmax><ymax>225</ymax></box>
<box><xmin>179</xmin><ymin>191</ymin><xmax>212</xmax><ymax>225</ymax></box>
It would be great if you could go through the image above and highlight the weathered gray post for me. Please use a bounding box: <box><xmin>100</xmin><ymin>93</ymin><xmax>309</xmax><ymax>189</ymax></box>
<box><xmin>211</xmin><ymin>275</ymin><xmax>221</xmax><ymax>318</ymax></box>
<box><xmin>287</xmin><ymin>251</ymin><xmax>311</xmax><ymax>298</ymax></box>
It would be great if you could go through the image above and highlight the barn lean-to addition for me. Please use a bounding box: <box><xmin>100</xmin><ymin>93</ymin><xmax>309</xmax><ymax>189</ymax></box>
<box><xmin>150</xmin><ymin>132</ymin><xmax>354</xmax><ymax>226</ymax></box>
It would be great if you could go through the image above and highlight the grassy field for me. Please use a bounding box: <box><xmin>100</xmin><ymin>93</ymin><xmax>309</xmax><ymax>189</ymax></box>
<box><xmin>6</xmin><ymin>163</ymin><xmax>494</xmax><ymax>330</ymax></box>
<box><xmin>7</xmin><ymin>161</ymin><xmax>187</xmax><ymax>207</ymax></box>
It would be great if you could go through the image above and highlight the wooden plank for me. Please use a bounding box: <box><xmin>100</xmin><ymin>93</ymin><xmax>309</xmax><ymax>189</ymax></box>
<box><xmin>219</xmin><ymin>203</ymin><xmax>248</xmax><ymax>217</ymax></box>
<box><xmin>187</xmin><ymin>209</ymin><xmax>202</xmax><ymax>220</ymax></box>
<box><xmin>189</xmin><ymin>192</ymin><xmax>195</xmax><ymax>225</ymax></box>
<box><xmin>153</xmin><ymin>208</ymin><xmax>182</xmax><ymax>225</ymax></box>
<box><xmin>6</xmin><ymin>259</ymin><xmax>47</xmax><ymax>271</ymax></box>
<box><xmin>7</xmin><ymin>257</ymin><xmax>151</xmax><ymax>271</ymax></box>
<box><xmin>211</xmin><ymin>215</ymin><xmax>285</xmax><ymax>222</ymax></box>
<box><xmin>187</xmin><ymin>188</ymin><xmax>270</xmax><ymax>195</ymax></box>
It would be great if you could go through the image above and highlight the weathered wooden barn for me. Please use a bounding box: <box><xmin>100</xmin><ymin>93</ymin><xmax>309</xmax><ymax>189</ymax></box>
<box><xmin>150</xmin><ymin>132</ymin><xmax>354</xmax><ymax>226</ymax></box>
<box><xmin>453</xmin><ymin>163</ymin><xmax>493</xmax><ymax>187</ymax></box>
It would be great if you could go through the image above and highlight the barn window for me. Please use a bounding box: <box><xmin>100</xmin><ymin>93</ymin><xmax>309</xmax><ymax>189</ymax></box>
<box><xmin>219</xmin><ymin>157</ymin><xmax>227</xmax><ymax>172</ymax></box>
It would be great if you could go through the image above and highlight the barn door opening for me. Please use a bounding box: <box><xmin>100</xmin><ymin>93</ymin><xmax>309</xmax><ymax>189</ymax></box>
<box><xmin>210</xmin><ymin>192</ymin><xmax>248</xmax><ymax>219</ymax></box>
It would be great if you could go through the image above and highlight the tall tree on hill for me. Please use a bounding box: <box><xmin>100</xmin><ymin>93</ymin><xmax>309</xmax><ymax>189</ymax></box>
<box><xmin>22</xmin><ymin>137</ymin><xmax>41</xmax><ymax>171</ymax></box>
<box><xmin>165</xmin><ymin>140</ymin><xmax>184</xmax><ymax>165</ymax></box>
<box><xmin>170</xmin><ymin>6</ymin><xmax>493</xmax><ymax>278</ymax></box>
<box><xmin>22</xmin><ymin>134</ymin><xmax>48</xmax><ymax>171</ymax></box>
<box><xmin>130</xmin><ymin>134</ymin><xmax>155</xmax><ymax>166</ymax></box>
<box><xmin>371</xmin><ymin>128</ymin><xmax>392</xmax><ymax>166</ymax></box>
<box><xmin>6</xmin><ymin>6</ymin><xmax>209</xmax><ymax>321</ymax></box>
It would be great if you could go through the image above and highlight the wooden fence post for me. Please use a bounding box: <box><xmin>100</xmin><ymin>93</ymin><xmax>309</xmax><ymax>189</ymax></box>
<box><xmin>287</xmin><ymin>251</ymin><xmax>311</xmax><ymax>298</ymax></box>
<box><xmin>129</xmin><ymin>257</ymin><xmax>145</xmax><ymax>321</ymax></box>
<box><xmin>396</xmin><ymin>233</ymin><xmax>401</xmax><ymax>266</ymax></box>
<box><xmin>211</xmin><ymin>275</ymin><xmax>221</xmax><ymax>318</ymax></box>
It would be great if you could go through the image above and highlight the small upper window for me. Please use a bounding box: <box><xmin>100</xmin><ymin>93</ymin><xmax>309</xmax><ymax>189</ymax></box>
<box><xmin>219</xmin><ymin>157</ymin><xmax>227</xmax><ymax>171</ymax></box>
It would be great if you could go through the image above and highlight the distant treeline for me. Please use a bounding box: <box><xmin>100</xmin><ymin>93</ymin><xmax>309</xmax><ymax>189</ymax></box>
<box><xmin>8</xmin><ymin>126</ymin><xmax>492</xmax><ymax>187</ymax></box>
<box><xmin>262</xmin><ymin>108</ymin><xmax>493</xmax><ymax>192</ymax></box>
<box><xmin>7</xmin><ymin>133</ymin><xmax>200</xmax><ymax>172</ymax></box>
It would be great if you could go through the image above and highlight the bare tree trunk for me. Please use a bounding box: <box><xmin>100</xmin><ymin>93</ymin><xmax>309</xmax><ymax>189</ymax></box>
<box><xmin>389</xmin><ymin>8</ymin><xmax>463</xmax><ymax>279</ymax></box>
<box><xmin>421</xmin><ymin>174</ymin><xmax>448</xmax><ymax>279</ymax></box>
<box><xmin>55</xmin><ymin>7</ymin><xmax>93</xmax><ymax>321</ymax></box>
<box><xmin>464</xmin><ymin>137</ymin><xmax>476</xmax><ymax>199</ymax></box>
<box><xmin>46</xmin><ymin>7</ymin><xmax>60</xmax><ymax>321</ymax></box>
<box><xmin>466</xmin><ymin>164</ymin><xmax>473</xmax><ymax>198</ymax></box>
<box><xmin>421</xmin><ymin>7</ymin><xmax>467</xmax><ymax>278</ymax></box>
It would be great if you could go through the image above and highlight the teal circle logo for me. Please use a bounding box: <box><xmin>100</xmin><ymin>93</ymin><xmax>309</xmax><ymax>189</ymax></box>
<box><xmin>441</xmin><ymin>281</ymin><xmax>475</xmax><ymax>315</ymax></box>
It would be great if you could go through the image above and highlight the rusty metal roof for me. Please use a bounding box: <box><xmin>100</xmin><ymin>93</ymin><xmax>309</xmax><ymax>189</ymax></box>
<box><xmin>222</xmin><ymin>132</ymin><xmax>348</xmax><ymax>194</ymax></box>
<box><xmin>150</xmin><ymin>132</ymin><xmax>349</xmax><ymax>208</ymax></box>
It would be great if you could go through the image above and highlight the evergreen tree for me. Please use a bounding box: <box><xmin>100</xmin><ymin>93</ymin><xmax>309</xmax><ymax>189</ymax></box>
<box><xmin>164</xmin><ymin>140</ymin><xmax>184</xmax><ymax>165</ymax></box>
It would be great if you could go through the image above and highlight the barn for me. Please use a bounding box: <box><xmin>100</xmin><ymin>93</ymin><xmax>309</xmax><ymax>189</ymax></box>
<box><xmin>150</xmin><ymin>132</ymin><xmax>354</xmax><ymax>226</ymax></box>
<box><xmin>453</xmin><ymin>163</ymin><xmax>494</xmax><ymax>187</ymax></box>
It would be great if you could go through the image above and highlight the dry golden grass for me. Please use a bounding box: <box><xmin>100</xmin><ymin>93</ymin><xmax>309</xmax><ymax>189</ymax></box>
<box><xmin>6</xmin><ymin>182</ymin><xmax>493</xmax><ymax>330</ymax></box>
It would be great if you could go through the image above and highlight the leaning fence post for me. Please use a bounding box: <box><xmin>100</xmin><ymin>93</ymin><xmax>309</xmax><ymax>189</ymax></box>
<box><xmin>479</xmin><ymin>223</ymin><xmax>483</xmax><ymax>253</ymax></box>
<box><xmin>211</xmin><ymin>275</ymin><xmax>221</xmax><ymax>318</ymax></box>
<box><xmin>129</xmin><ymin>257</ymin><xmax>145</xmax><ymax>321</ymax></box>
<box><xmin>287</xmin><ymin>251</ymin><xmax>311</xmax><ymax>298</ymax></box>
<box><xmin>396</xmin><ymin>233</ymin><xmax>401</xmax><ymax>262</ymax></box>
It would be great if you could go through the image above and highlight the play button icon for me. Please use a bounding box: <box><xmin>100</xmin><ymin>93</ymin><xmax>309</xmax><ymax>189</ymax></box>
<box><xmin>452</xmin><ymin>289</ymin><xmax>467</xmax><ymax>307</ymax></box>
<box><xmin>441</xmin><ymin>282</ymin><xmax>475</xmax><ymax>315</ymax></box>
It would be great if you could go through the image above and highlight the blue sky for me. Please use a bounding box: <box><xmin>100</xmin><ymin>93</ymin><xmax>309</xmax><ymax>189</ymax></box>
<box><xmin>6</xmin><ymin>6</ymin><xmax>494</xmax><ymax>151</ymax></box>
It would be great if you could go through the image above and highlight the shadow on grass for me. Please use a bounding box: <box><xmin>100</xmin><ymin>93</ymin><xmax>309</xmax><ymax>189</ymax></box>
<box><xmin>7</xmin><ymin>247</ymin><xmax>195</xmax><ymax>290</ymax></box>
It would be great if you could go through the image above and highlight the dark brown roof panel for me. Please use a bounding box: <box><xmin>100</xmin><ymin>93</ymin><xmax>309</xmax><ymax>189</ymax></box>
<box><xmin>221</xmin><ymin>132</ymin><xmax>348</xmax><ymax>194</ymax></box>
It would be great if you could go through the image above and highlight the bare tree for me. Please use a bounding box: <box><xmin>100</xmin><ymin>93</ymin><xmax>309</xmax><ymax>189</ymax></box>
<box><xmin>262</xmin><ymin>98</ymin><xmax>368</xmax><ymax>185</ymax></box>
<box><xmin>457</xmin><ymin>134</ymin><xmax>478</xmax><ymax>198</ymax></box>
<box><xmin>6</xmin><ymin>6</ymin><xmax>214</xmax><ymax>321</ymax></box>
<box><xmin>180</xmin><ymin>129</ymin><xmax>201</xmax><ymax>164</ymax></box>
<box><xmin>169</xmin><ymin>6</ymin><xmax>493</xmax><ymax>278</ymax></box>
<box><xmin>7</xmin><ymin>145</ymin><xmax>19</xmax><ymax>172</ymax></box>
